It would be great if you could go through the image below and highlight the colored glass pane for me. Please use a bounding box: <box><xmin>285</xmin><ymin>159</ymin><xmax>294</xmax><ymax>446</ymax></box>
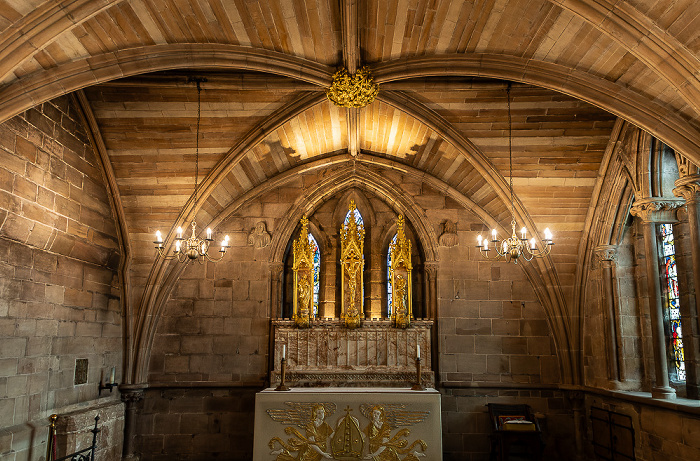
<box><xmin>344</xmin><ymin>209</ymin><xmax>364</xmax><ymax>227</ymax></box>
<box><xmin>387</xmin><ymin>234</ymin><xmax>397</xmax><ymax>316</ymax></box>
<box><xmin>309</xmin><ymin>234</ymin><xmax>320</xmax><ymax>317</ymax></box>
<box><xmin>660</xmin><ymin>224</ymin><xmax>685</xmax><ymax>381</ymax></box>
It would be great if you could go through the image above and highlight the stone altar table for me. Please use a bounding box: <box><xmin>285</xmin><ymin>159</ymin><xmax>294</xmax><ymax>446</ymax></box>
<box><xmin>253</xmin><ymin>387</ymin><xmax>442</xmax><ymax>460</ymax></box>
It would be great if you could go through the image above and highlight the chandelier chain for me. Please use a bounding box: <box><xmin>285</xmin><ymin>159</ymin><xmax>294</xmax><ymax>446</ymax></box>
<box><xmin>474</xmin><ymin>82</ymin><xmax>554</xmax><ymax>264</ymax></box>
<box><xmin>507</xmin><ymin>84</ymin><xmax>515</xmax><ymax>228</ymax></box>
<box><xmin>195</xmin><ymin>79</ymin><xmax>201</xmax><ymax>205</ymax></box>
<box><xmin>153</xmin><ymin>76</ymin><xmax>230</xmax><ymax>263</ymax></box>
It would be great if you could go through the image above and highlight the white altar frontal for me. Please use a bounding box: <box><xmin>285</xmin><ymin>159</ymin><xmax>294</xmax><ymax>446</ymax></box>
<box><xmin>253</xmin><ymin>387</ymin><xmax>442</xmax><ymax>460</ymax></box>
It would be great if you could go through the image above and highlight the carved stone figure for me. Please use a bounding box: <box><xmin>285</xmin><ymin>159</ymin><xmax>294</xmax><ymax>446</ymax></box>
<box><xmin>438</xmin><ymin>220</ymin><xmax>458</xmax><ymax>247</ymax></box>
<box><xmin>248</xmin><ymin>221</ymin><xmax>272</xmax><ymax>249</ymax></box>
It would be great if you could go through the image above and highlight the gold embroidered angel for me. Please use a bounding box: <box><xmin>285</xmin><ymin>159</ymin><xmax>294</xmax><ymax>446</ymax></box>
<box><xmin>360</xmin><ymin>405</ymin><xmax>428</xmax><ymax>460</ymax></box>
<box><xmin>268</xmin><ymin>403</ymin><xmax>336</xmax><ymax>460</ymax></box>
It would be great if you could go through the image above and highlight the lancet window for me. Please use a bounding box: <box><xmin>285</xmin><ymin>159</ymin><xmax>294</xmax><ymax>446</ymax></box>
<box><xmin>345</xmin><ymin>208</ymin><xmax>364</xmax><ymax>227</ymax></box>
<box><xmin>660</xmin><ymin>223</ymin><xmax>686</xmax><ymax>382</ymax></box>
<box><xmin>309</xmin><ymin>233</ymin><xmax>320</xmax><ymax>316</ymax></box>
<box><xmin>387</xmin><ymin>234</ymin><xmax>397</xmax><ymax>316</ymax></box>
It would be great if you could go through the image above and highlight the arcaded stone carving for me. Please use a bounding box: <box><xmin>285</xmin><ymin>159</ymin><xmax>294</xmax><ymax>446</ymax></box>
<box><xmin>248</xmin><ymin>221</ymin><xmax>272</xmax><ymax>249</ymax></box>
<box><xmin>438</xmin><ymin>220</ymin><xmax>458</xmax><ymax>247</ymax></box>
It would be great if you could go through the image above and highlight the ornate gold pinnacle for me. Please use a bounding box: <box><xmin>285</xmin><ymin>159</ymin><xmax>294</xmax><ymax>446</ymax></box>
<box><xmin>293</xmin><ymin>216</ymin><xmax>314</xmax><ymax>328</ymax></box>
<box><xmin>326</xmin><ymin>66</ymin><xmax>379</xmax><ymax>108</ymax></box>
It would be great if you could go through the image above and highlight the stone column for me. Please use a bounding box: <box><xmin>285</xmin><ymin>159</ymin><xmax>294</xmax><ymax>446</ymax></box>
<box><xmin>630</xmin><ymin>198</ymin><xmax>684</xmax><ymax>399</ymax></box>
<box><xmin>424</xmin><ymin>263</ymin><xmax>438</xmax><ymax>320</ymax></box>
<box><xmin>594</xmin><ymin>245</ymin><xmax>622</xmax><ymax>383</ymax></box>
<box><xmin>424</xmin><ymin>262</ymin><xmax>439</xmax><ymax>382</ymax></box>
<box><xmin>269</xmin><ymin>262</ymin><xmax>284</xmax><ymax>318</ymax></box>
<box><xmin>674</xmin><ymin>174</ymin><xmax>700</xmax><ymax>399</ymax></box>
<box><xmin>119</xmin><ymin>385</ymin><xmax>145</xmax><ymax>461</ymax></box>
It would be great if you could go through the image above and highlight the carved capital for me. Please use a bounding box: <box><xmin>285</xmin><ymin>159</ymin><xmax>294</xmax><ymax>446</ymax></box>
<box><xmin>269</xmin><ymin>261</ymin><xmax>285</xmax><ymax>280</ymax></box>
<box><xmin>119</xmin><ymin>385</ymin><xmax>145</xmax><ymax>404</ymax></box>
<box><xmin>424</xmin><ymin>262</ymin><xmax>438</xmax><ymax>280</ymax></box>
<box><xmin>629</xmin><ymin>197</ymin><xmax>684</xmax><ymax>223</ymax></box>
<box><xmin>594</xmin><ymin>245</ymin><xmax>618</xmax><ymax>263</ymax></box>
<box><xmin>673</xmin><ymin>174</ymin><xmax>700</xmax><ymax>202</ymax></box>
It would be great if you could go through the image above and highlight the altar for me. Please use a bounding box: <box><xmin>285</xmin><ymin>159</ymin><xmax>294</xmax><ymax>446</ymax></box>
<box><xmin>253</xmin><ymin>387</ymin><xmax>442</xmax><ymax>460</ymax></box>
<box><xmin>253</xmin><ymin>206</ymin><xmax>441</xmax><ymax>460</ymax></box>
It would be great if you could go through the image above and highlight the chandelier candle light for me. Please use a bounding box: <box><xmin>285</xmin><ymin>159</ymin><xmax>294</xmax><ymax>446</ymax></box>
<box><xmin>475</xmin><ymin>84</ymin><xmax>554</xmax><ymax>263</ymax></box>
<box><xmin>154</xmin><ymin>77</ymin><xmax>230</xmax><ymax>263</ymax></box>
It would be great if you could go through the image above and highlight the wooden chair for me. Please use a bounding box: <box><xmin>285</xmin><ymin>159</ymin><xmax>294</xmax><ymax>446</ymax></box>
<box><xmin>487</xmin><ymin>403</ymin><xmax>543</xmax><ymax>461</ymax></box>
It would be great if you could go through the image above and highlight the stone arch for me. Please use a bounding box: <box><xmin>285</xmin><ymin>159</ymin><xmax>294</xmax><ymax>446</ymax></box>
<box><xmin>0</xmin><ymin>0</ymin><xmax>122</xmax><ymax>82</ymax></box>
<box><xmin>134</xmin><ymin>155</ymin><xmax>573</xmax><ymax>383</ymax></box>
<box><xmin>374</xmin><ymin>54</ymin><xmax>700</xmax><ymax>163</ymax></box>
<box><xmin>0</xmin><ymin>44</ymin><xmax>333</xmax><ymax>125</ymax></box>
<box><xmin>332</xmin><ymin>188</ymin><xmax>376</xmax><ymax>230</ymax></box>
<box><xmin>546</xmin><ymin>0</ymin><xmax>700</xmax><ymax>116</ymax></box>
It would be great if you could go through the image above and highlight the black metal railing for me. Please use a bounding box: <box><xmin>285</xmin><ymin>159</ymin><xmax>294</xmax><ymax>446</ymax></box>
<box><xmin>47</xmin><ymin>414</ymin><xmax>100</xmax><ymax>461</ymax></box>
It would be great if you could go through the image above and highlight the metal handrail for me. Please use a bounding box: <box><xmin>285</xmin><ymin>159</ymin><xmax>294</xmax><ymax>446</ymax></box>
<box><xmin>47</xmin><ymin>414</ymin><xmax>100</xmax><ymax>461</ymax></box>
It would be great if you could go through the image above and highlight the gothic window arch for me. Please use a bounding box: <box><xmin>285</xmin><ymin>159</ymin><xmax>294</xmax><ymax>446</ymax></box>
<box><xmin>282</xmin><ymin>222</ymin><xmax>324</xmax><ymax>320</ymax></box>
<box><xmin>309</xmin><ymin>233</ymin><xmax>321</xmax><ymax>317</ymax></box>
<box><xmin>387</xmin><ymin>233</ymin><xmax>397</xmax><ymax>317</ymax></box>
<box><xmin>345</xmin><ymin>207</ymin><xmax>364</xmax><ymax>227</ymax></box>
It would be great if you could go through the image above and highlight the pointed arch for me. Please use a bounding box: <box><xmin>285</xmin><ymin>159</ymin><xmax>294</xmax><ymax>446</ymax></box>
<box><xmin>374</xmin><ymin>55</ymin><xmax>700</xmax><ymax>163</ymax></box>
<box><xmin>0</xmin><ymin>44</ymin><xmax>332</xmax><ymax>125</ymax></box>
<box><xmin>132</xmin><ymin>154</ymin><xmax>574</xmax><ymax>384</ymax></box>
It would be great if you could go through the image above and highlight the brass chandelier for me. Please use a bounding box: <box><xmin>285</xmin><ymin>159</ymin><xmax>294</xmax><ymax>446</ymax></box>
<box><xmin>154</xmin><ymin>77</ymin><xmax>230</xmax><ymax>263</ymax></box>
<box><xmin>475</xmin><ymin>84</ymin><xmax>554</xmax><ymax>263</ymax></box>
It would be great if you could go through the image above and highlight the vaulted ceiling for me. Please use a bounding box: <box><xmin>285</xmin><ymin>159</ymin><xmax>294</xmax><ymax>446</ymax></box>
<box><xmin>1</xmin><ymin>0</ymin><xmax>698</xmax><ymax>383</ymax></box>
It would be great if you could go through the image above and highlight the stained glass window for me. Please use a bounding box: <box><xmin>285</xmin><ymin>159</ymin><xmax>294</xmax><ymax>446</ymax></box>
<box><xmin>344</xmin><ymin>208</ymin><xmax>364</xmax><ymax>227</ymax></box>
<box><xmin>309</xmin><ymin>234</ymin><xmax>320</xmax><ymax>317</ymax></box>
<box><xmin>660</xmin><ymin>224</ymin><xmax>685</xmax><ymax>382</ymax></box>
<box><xmin>387</xmin><ymin>234</ymin><xmax>397</xmax><ymax>316</ymax></box>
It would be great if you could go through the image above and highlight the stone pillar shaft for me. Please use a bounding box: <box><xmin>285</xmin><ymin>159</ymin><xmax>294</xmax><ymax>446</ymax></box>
<box><xmin>120</xmin><ymin>386</ymin><xmax>144</xmax><ymax>461</ymax></box>
<box><xmin>597</xmin><ymin>246</ymin><xmax>621</xmax><ymax>382</ymax></box>
<box><xmin>630</xmin><ymin>197</ymin><xmax>683</xmax><ymax>399</ymax></box>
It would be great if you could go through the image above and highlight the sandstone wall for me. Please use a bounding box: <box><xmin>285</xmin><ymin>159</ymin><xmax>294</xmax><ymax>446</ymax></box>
<box><xmin>0</xmin><ymin>97</ymin><xmax>123</xmax><ymax>461</ymax></box>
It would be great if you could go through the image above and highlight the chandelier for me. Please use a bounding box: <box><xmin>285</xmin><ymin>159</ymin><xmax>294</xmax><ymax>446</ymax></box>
<box><xmin>154</xmin><ymin>77</ymin><xmax>230</xmax><ymax>263</ymax></box>
<box><xmin>475</xmin><ymin>84</ymin><xmax>554</xmax><ymax>264</ymax></box>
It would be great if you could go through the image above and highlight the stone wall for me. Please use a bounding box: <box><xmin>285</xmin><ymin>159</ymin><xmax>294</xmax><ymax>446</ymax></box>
<box><xmin>135</xmin><ymin>387</ymin><xmax>257</xmax><ymax>461</ymax></box>
<box><xmin>0</xmin><ymin>97</ymin><xmax>123</xmax><ymax>461</ymax></box>
<box><xmin>442</xmin><ymin>388</ymin><xmax>577</xmax><ymax>461</ymax></box>
<box><xmin>585</xmin><ymin>393</ymin><xmax>700</xmax><ymax>461</ymax></box>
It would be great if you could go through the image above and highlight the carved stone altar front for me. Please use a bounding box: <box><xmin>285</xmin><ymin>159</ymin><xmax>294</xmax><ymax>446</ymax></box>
<box><xmin>253</xmin><ymin>388</ymin><xmax>442</xmax><ymax>460</ymax></box>
<box><xmin>272</xmin><ymin>319</ymin><xmax>434</xmax><ymax>387</ymax></box>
